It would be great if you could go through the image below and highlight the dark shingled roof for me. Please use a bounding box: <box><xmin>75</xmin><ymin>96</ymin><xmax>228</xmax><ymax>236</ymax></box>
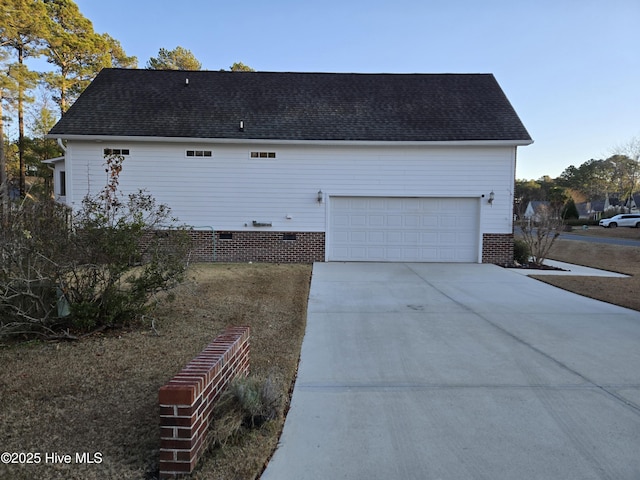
<box><xmin>49</xmin><ymin>69</ymin><xmax>532</xmax><ymax>143</ymax></box>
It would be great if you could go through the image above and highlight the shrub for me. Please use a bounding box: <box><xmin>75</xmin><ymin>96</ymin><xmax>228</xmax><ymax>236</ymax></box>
<box><xmin>561</xmin><ymin>199</ymin><xmax>579</xmax><ymax>220</ymax></box>
<box><xmin>0</xmin><ymin>154</ymin><xmax>191</xmax><ymax>339</ymax></box>
<box><xmin>516</xmin><ymin>203</ymin><xmax>562</xmax><ymax>266</ymax></box>
<box><xmin>565</xmin><ymin>218</ymin><xmax>599</xmax><ymax>227</ymax></box>
<box><xmin>230</xmin><ymin>375</ymin><xmax>282</xmax><ymax>427</ymax></box>
<box><xmin>209</xmin><ymin>374</ymin><xmax>283</xmax><ymax>447</ymax></box>
<box><xmin>513</xmin><ymin>239</ymin><xmax>531</xmax><ymax>264</ymax></box>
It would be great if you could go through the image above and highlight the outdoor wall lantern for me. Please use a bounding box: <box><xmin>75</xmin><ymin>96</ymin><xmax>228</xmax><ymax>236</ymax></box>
<box><xmin>317</xmin><ymin>190</ymin><xmax>323</xmax><ymax>204</ymax></box>
<box><xmin>488</xmin><ymin>191</ymin><xmax>495</xmax><ymax>205</ymax></box>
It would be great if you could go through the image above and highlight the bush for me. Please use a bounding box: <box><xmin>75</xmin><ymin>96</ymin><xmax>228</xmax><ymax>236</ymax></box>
<box><xmin>209</xmin><ymin>374</ymin><xmax>283</xmax><ymax>447</ymax></box>
<box><xmin>230</xmin><ymin>375</ymin><xmax>282</xmax><ymax>427</ymax></box>
<box><xmin>516</xmin><ymin>203</ymin><xmax>562</xmax><ymax>266</ymax></box>
<box><xmin>0</xmin><ymin>154</ymin><xmax>191</xmax><ymax>339</ymax></box>
<box><xmin>513</xmin><ymin>239</ymin><xmax>531</xmax><ymax>264</ymax></box>
<box><xmin>561</xmin><ymin>199</ymin><xmax>579</xmax><ymax>220</ymax></box>
<box><xmin>565</xmin><ymin>218</ymin><xmax>599</xmax><ymax>227</ymax></box>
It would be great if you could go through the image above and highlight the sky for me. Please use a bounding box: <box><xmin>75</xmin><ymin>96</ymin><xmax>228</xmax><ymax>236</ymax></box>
<box><xmin>68</xmin><ymin>0</ymin><xmax>639</xmax><ymax>180</ymax></box>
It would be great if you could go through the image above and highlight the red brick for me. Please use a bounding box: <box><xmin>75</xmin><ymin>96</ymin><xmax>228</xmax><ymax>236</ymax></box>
<box><xmin>159</xmin><ymin>450</ymin><xmax>175</xmax><ymax>461</ymax></box>
<box><xmin>161</xmin><ymin>438</ymin><xmax>196</xmax><ymax>450</ymax></box>
<box><xmin>159</xmin><ymin>384</ymin><xmax>196</xmax><ymax>405</ymax></box>
<box><xmin>176</xmin><ymin>450</ymin><xmax>193</xmax><ymax>462</ymax></box>
<box><xmin>159</xmin><ymin>406</ymin><xmax>176</xmax><ymax>416</ymax></box>
<box><xmin>177</xmin><ymin>428</ymin><xmax>193</xmax><ymax>439</ymax></box>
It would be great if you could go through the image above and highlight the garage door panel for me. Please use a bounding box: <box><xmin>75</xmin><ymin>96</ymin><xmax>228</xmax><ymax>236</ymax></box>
<box><xmin>333</xmin><ymin>215</ymin><xmax>349</xmax><ymax>226</ymax></box>
<box><xmin>387</xmin><ymin>215</ymin><xmax>403</xmax><ymax>227</ymax></box>
<box><xmin>369</xmin><ymin>231</ymin><xmax>385</xmax><ymax>243</ymax></box>
<box><xmin>439</xmin><ymin>232</ymin><xmax>456</xmax><ymax>244</ymax></box>
<box><xmin>369</xmin><ymin>198</ymin><xmax>386</xmax><ymax>209</ymax></box>
<box><xmin>329</xmin><ymin>197</ymin><xmax>479</xmax><ymax>262</ymax></box>
<box><xmin>403</xmin><ymin>232</ymin><xmax>419</xmax><ymax>243</ymax></box>
<box><xmin>421</xmin><ymin>232</ymin><xmax>439</xmax><ymax>243</ymax></box>
<box><xmin>333</xmin><ymin>231</ymin><xmax>349</xmax><ymax>242</ymax></box>
<box><xmin>348</xmin><ymin>247</ymin><xmax>367</xmax><ymax>259</ymax></box>
<box><xmin>386</xmin><ymin>231</ymin><xmax>403</xmax><ymax>243</ymax></box>
<box><xmin>351</xmin><ymin>215</ymin><xmax>367</xmax><ymax>226</ymax></box>
<box><xmin>457</xmin><ymin>231</ymin><xmax>476</xmax><ymax>243</ymax></box>
<box><xmin>420</xmin><ymin>247</ymin><xmax>439</xmax><ymax>261</ymax></box>
<box><xmin>404</xmin><ymin>216</ymin><xmax>420</xmax><ymax>227</ymax></box>
<box><xmin>350</xmin><ymin>231</ymin><xmax>367</xmax><ymax>242</ymax></box>
<box><xmin>350</xmin><ymin>198</ymin><xmax>369</xmax><ymax>209</ymax></box>
<box><xmin>438</xmin><ymin>248</ymin><xmax>457</xmax><ymax>261</ymax></box>
<box><xmin>369</xmin><ymin>215</ymin><xmax>385</xmax><ymax>226</ymax></box>
<box><xmin>421</xmin><ymin>214</ymin><xmax>438</xmax><ymax>225</ymax></box>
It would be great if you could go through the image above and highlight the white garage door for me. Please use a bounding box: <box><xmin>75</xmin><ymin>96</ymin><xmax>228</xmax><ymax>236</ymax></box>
<box><xmin>329</xmin><ymin>197</ymin><xmax>479</xmax><ymax>262</ymax></box>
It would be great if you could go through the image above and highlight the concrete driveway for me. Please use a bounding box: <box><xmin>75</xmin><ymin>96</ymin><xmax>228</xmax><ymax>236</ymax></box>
<box><xmin>261</xmin><ymin>263</ymin><xmax>640</xmax><ymax>480</ymax></box>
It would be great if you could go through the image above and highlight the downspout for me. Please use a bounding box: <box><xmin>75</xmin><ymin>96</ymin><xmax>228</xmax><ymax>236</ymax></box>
<box><xmin>56</xmin><ymin>139</ymin><xmax>67</xmax><ymax>204</ymax></box>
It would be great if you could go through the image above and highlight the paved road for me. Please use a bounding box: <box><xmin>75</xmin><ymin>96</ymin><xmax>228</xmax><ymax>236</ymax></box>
<box><xmin>261</xmin><ymin>263</ymin><xmax>640</xmax><ymax>480</ymax></box>
<box><xmin>559</xmin><ymin>231</ymin><xmax>640</xmax><ymax>247</ymax></box>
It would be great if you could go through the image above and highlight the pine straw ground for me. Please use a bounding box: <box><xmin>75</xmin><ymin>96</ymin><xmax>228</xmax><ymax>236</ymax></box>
<box><xmin>0</xmin><ymin>263</ymin><xmax>311</xmax><ymax>480</ymax></box>
<box><xmin>1</xmin><ymin>228</ymin><xmax>638</xmax><ymax>480</ymax></box>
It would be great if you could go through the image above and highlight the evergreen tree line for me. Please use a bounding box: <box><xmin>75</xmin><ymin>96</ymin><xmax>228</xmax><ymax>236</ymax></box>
<box><xmin>0</xmin><ymin>0</ymin><xmax>252</xmax><ymax>204</ymax></box>
<box><xmin>516</xmin><ymin>139</ymin><xmax>640</xmax><ymax>218</ymax></box>
<box><xmin>1</xmin><ymin>0</ymin><xmax>137</xmax><ymax>201</ymax></box>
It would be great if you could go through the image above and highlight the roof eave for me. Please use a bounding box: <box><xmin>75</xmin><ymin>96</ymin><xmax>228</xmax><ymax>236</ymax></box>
<box><xmin>41</xmin><ymin>156</ymin><xmax>65</xmax><ymax>164</ymax></box>
<box><xmin>46</xmin><ymin>134</ymin><xmax>534</xmax><ymax>147</ymax></box>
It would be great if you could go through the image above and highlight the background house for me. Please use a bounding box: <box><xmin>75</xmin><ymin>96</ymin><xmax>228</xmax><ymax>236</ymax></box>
<box><xmin>603</xmin><ymin>194</ymin><xmax>640</xmax><ymax>215</ymax></box>
<box><xmin>576</xmin><ymin>201</ymin><xmax>605</xmax><ymax>220</ymax></box>
<box><xmin>523</xmin><ymin>201</ymin><xmax>550</xmax><ymax>222</ymax></box>
<box><xmin>47</xmin><ymin>69</ymin><xmax>532</xmax><ymax>264</ymax></box>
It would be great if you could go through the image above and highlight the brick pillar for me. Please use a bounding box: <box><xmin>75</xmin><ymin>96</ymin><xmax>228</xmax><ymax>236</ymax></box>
<box><xmin>482</xmin><ymin>233</ymin><xmax>514</xmax><ymax>264</ymax></box>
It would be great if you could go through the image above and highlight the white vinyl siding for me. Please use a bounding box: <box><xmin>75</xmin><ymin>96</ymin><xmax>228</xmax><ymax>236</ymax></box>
<box><xmin>64</xmin><ymin>141</ymin><xmax>515</xmax><ymax>237</ymax></box>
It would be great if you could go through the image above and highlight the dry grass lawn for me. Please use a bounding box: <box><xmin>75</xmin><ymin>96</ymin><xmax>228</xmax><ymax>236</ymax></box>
<box><xmin>565</xmin><ymin>224</ymin><xmax>640</xmax><ymax>240</ymax></box>
<box><xmin>0</xmin><ymin>263</ymin><xmax>311</xmax><ymax>480</ymax></box>
<box><xmin>530</xmin><ymin>228</ymin><xmax>640</xmax><ymax>312</ymax></box>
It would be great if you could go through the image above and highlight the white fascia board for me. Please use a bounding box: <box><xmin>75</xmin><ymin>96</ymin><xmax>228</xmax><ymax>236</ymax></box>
<box><xmin>41</xmin><ymin>156</ymin><xmax>65</xmax><ymax>164</ymax></box>
<box><xmin>46</xmin><ymin>134</ymin><xmax>534</xmax><ymax>147</ymax></box>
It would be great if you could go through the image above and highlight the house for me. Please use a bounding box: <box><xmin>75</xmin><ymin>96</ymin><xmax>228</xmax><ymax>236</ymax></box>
<box><xmin>604</xmin><ymin>196</ymin><xmax>621</xmax><ymax>213</ymax></box>
<box><xmin>626</xmin><ymin>194</ymin><xmax>639</xmax><ymax>213</ymax></box>
<box><xmin>47</xmin><ymin>69</ymin><xmax>532</xmax><ymax>264</ymax></box>
<box><xmin>576</xmin><ymin>200</ymin><xmax>605</xmax><ymax>220</ymax></box>
<box><xmin>523</xmin><ymin>201</ymin><xmax>551</xmax><ymax>222</ymax></box>
<box><xmin>602</xmin><ymin>194</ymin><xmax>640</xmax><ymax>214</ymax></box>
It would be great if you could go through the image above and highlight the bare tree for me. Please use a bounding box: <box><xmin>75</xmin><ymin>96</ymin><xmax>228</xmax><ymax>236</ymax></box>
<box><xmin>517</xmin><ymin>203</ymin><xmax>563</xmax><ymax>266</ymax></box>
<box><xmin>611</xmin><ymin>136</ymin><xmax>640</xmax><ymax>211</ymax></box>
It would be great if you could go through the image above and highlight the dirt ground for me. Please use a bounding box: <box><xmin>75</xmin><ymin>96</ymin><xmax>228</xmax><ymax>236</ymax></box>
<box><xmin>0</xmin><ymin>263</ymin><xmax>311</xmax><ymax>480</ymax></box>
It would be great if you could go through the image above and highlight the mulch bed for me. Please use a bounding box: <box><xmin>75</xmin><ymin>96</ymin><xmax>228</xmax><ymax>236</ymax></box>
<box><xmin>502</xmin><ymin>262</ymin><xmax>567</xmax><ymax>271</ymax></box>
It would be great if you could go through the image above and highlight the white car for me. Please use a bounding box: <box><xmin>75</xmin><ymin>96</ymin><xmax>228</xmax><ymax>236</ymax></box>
<box><xmin>599</xmin><ymin>214</ymin><xmax>640</xmax><ymax>228</ymax></box>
